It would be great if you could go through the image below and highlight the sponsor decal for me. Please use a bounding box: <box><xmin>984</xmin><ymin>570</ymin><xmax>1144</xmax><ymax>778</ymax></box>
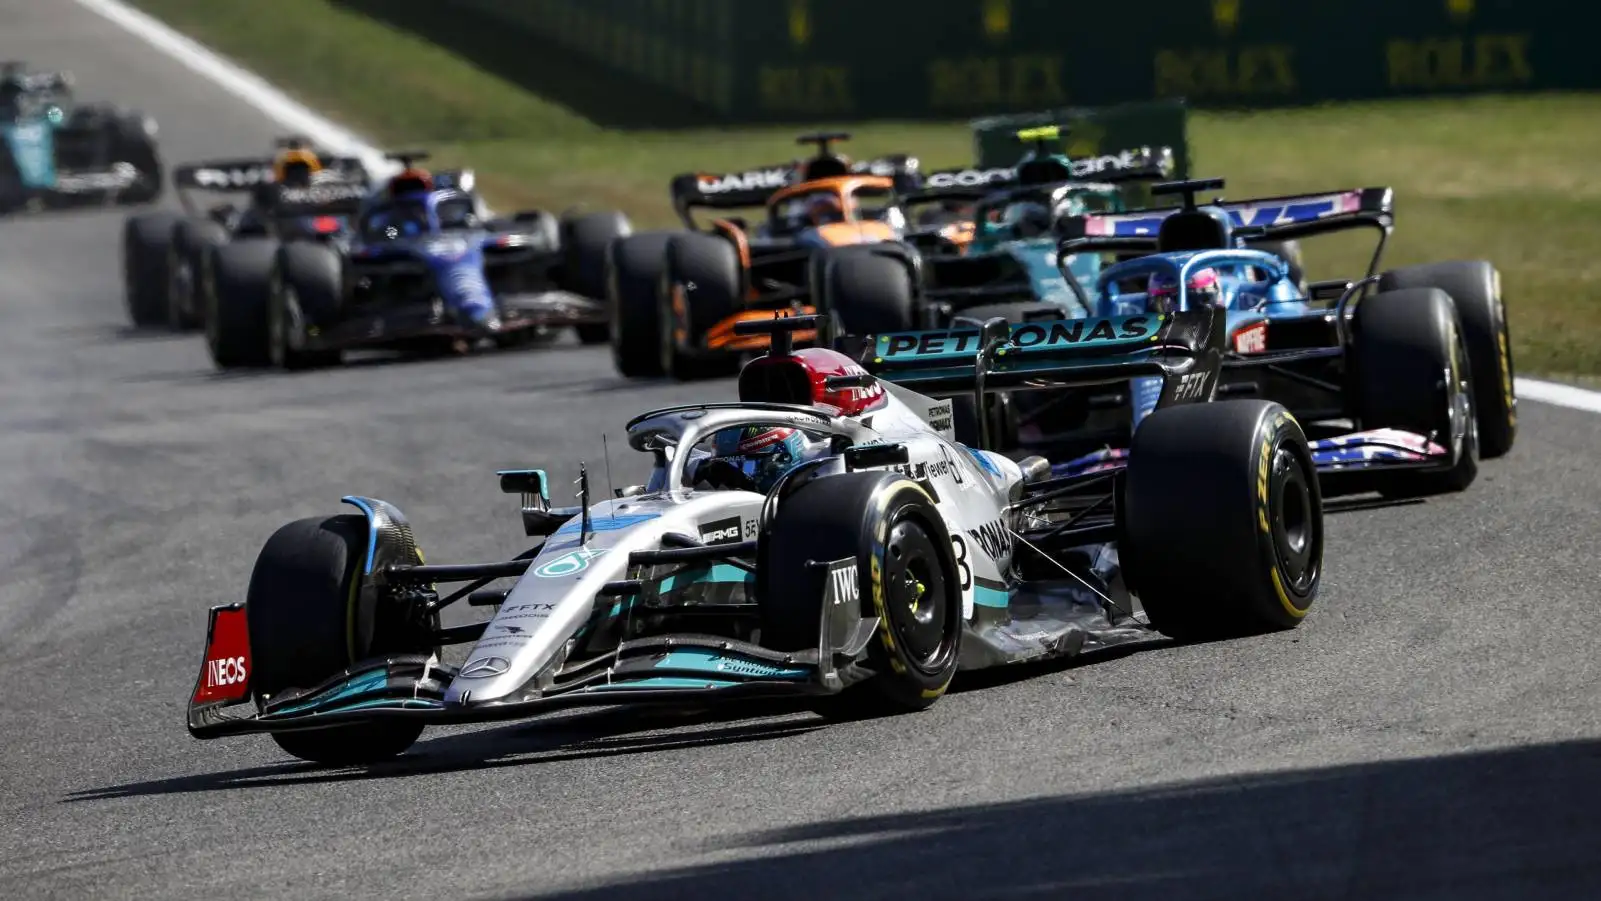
<box><xmin>937</xmin><ymin>444</ymin><xmax>966</xmax><ymax>487</ymax></box>
<box><xmin>925</xmin><ymin>400</ymin><xmax>953</xmax><ymax>434</ymax></box>
<box><xmin>877</xmin><ymin>315</ymin><xmax>1162</xmax><ymax>359</ymax></box>
<box><xmin>459</xmin><ymin>656</ymin><xmax>510</xmax><ymax>678</ymax></box>
<box><xmin>192</xmin><ymin>165</ymin><xmax>269</xmax><ymax>188</ymax></box>
<box><xmin>968</xmin><ymin>517</ymin><xmax>1014</xmax><ymax>561</ymax></box>
<box><xmin>700</xmin><ymin>515</ymin><xmax>743</xmax><ymax>545</ymax></box>
<box><xmin>279</xmin><ymin>184</ymin><xmax>366</xmax><ymax>204</ymax></box>
<box><xmin>533</xmin><ymin>547</ymin><xmax>607</xmax><ymax>578</ymax></box>
<box><xmin>697</xmin><ymin>168</ymin><xmax>790</xmax><ymax>194</ymax></box>
<box><xmin>827</xmin><ymin>561</ymin><xmax>860</xmax><ymax>605</ymax></box>
<box><xmin>206</xmin><ymin>656</ymin><xmax>247</xmax><ymax>689</ymax></box>
<box><xmin>1173</xmin><ymin>371</ymin><xmax>1210</xmax><ymax>401</ymax></box>
<box><xmin>924</xmin><ymin>167</ymin><xmax>1015</xmax><ymax>189</ymax></box>
<box><xmin>192</xmin><ymin>606</ymin><xmax>252</xmax><ymax>705</ymax></box>
<box><xmin>1233</xmin><ymin>321</ymin><xmax>1268</xmax><ymax>354</ymax></box>
<box><xmin>501</xmin><ymin>602</ymin><xmax>557</xmax><ymax>617</ymax></box>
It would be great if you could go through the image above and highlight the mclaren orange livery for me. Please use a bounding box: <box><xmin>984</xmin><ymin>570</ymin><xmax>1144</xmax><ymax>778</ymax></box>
<box><xmin>607</xmin><ymin>132</ymin><xmax>980</xmax><ymax>380</ymax></box>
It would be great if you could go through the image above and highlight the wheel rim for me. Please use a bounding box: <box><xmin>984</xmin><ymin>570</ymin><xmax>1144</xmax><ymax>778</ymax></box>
<box><xmin>657</xmin><ymin>279</ymin><xmax>680</xmax><ymax>375</ymax></box>
<box><xmin>1446</xmin><ymin>329</ymin><xmax>1476</xmax><ymax>463</ymax></box>
<box><xmin>168</xmin><ymin>249</ymin><xmax>191</xmax><ymax>326</ymax></box>
<box><xmin>882</xmin><ymin>516</ymin><xmax>955</xmax><ymax>671</ymax></box>
<box><xmin>1267</xmin><ymin>446</ymin><xmax>1319</xmax><ymax>595</ymax></box>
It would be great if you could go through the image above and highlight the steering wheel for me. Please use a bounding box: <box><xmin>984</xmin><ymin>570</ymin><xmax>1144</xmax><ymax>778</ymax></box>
<box><xmin>690</xmin><ymin>459</ymin><xmax>757</xmax><ymax>492</ymax></box>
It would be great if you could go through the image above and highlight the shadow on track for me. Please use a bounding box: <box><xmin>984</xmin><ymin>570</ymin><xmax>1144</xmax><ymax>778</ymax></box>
<box><xmin>63</xmin><ymin>700</ymin><xmax>821</xmax><ymax>801</ymax></box>
<box><xmin>65</xmin><ymin>641</ymin><xmax>1189</xmax><ymax>801</ymax></box>
<box><xmin>511</xmin><ymin>737</ymin><xmax>1601</xmax><ymax>901</ymax></box>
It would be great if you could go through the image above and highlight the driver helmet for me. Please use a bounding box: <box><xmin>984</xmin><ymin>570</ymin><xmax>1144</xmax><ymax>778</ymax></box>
<box><xmin>273</xmin><ymin>147</ymin><xmax>323</xmax><ymax>187</ymax></box>
<box><xmin>1147</xmin><ymin>266</ymin><xmax>1222</xmax><ymax>312</ymax></box>
<box><xmin>1000</xmin><ymin>200</ymin><xmax>1052</xmax><ymax>238</ymax></box>
<box><xmin>808</xmin><ymin>195</ymin><xmax>845</xmax><ymax>226</ymax></box>
<box><xmin>699</xmin><ymin>426</ymin><xmax>823</xmax><ymax>493</ymax></box>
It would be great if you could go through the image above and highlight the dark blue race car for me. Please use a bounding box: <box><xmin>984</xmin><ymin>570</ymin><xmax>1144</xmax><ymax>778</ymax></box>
<box><xmin>204</xmin><ymin>155</ymin><xmax>632</xmax><ymax>370</ymax></box>
<box><xmin>0</xmin><ymin>62</ymin><xmax>161</xmax><ymax>214</ymax></box>
<box><xmin>892</xmin><ymin>176</ymin><xmax>1515</xmax><ymax>499</ymax></box>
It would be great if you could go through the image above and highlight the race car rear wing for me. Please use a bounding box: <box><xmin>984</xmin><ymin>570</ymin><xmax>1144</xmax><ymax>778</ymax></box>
<box><xmin>1057</xmin><ymin>186</ymin><xmax>1396</xmax><ymax>274</ymax></box>
<box><xmin>668</xmin><ymin>155</ymin><xmax>918</xmax><ymax>224</ymax></box>
<box><xmin>898</xmin><ymin>145</ymin><xmax>1177</xmax><ymax>206</ymax></box>
<box><xmin>171</xmin><ymin>155</ymin><xmax>370</xmax><ymax>192</ymax></box>
<box><xmin>839</xmin><ymin>309</ymin><xmax>1226</xmax><ymax>449</ymax></box>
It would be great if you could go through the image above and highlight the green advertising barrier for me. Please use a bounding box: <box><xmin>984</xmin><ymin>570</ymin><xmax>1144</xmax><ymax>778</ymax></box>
<box><xmin>970</xmin><ymin>100</ymin><xmax>1191</xmax><ymax>180</ymax></box>
<box><xmin>745</xmin><ymin>0</ymin><xmax>1582</xmax><ymax>119</ymax></box>
<box><xmin>444</xmin><ymin>0</ymin><xmax>743</xmax><ymax>114</ymax></box>
<box><xmin>336</xmin><ymin>0</ymin><xmax>1588</xmax><ymax>125</ymax></box>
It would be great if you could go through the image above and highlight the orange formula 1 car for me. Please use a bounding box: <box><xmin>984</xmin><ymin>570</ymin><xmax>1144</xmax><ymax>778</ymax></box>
<box><xmin>608</xmin><ymin>133</ymin><xmax>969</xmax><ymax>381</ymax></box>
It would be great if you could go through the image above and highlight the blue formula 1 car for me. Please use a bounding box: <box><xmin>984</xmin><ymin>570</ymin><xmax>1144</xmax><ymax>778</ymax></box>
<box><xmin>966</xmin><ymin>176</ymin><xmax>1516</xmax><ymax>498</ymax></box>
<box><xmin>204</xmin><ymin>154</ymin><xmax>633</xmax><ymax>370</ymax></box>
<box><xmin>0</xmin><ymin>62</ymin><xmax>161</xmax><ymax>214</ymax></box>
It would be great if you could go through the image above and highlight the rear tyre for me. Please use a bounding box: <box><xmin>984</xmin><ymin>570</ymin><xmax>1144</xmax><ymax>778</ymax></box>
<box><xmin>1378</xmin><ymin>260</ymin><xmax>1515</xmax><ymax>459</ymax></box>
<box><xmin>123</xmin><ymin>211</ymin><xmax>181</xmax><ymax>328</ymax></box>
<box><xmin>761</xmin><ymin>472</ymin><xmax>961</xmax><ymax>716</ymax></box>
<box><xmin>815</xmin><ymin>247</ymin><xmax>917</xmax><ymax>335</ymax></box>
<box><xmin>167</xmin><ymin>217</ymin><xmax>229</xmax><ymax>330</ymax></box>
<box><xmin>1351</xmin><ymin>287</ymin><xmax>1477</xmax><ymax>497</ymax></box>
<box><xmin>271</xmin><ymin>242</ymin><xmax>345</xmax><ymax>370</ymax></box>
<box><xmin>662</xmin><ymin>232</ymin><xmax>741</xmax><ymax>381</ymax></box>
<box><xmin>245</xmin><ymin>515</ymin><xmax>429</xmax><ymax>765</ymax></box>
<box><xmin>1123</xmin><ymin>399</ymin><xmax>1323</xmax><ymax>641</ymax></box>
<box><xmin>608</xmin><ymin>232</ymin><xmax>672</xmax><ymax>378</ymax></box>
<box><xmin>561</xmin><ymin>210</ymin><xmax>632</xmax><ymax>300</ymax></box>
<box><xmin>205</xmin><ymin>238</ymin><xmax>278</xmax><ymax>369</ymax></box>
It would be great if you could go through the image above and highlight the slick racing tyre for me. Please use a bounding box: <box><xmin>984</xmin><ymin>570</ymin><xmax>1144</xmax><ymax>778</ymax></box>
<box><xmin>608</xmin><ymin>231</ymin><xmax>672</xmax><ymax>378</ymax></box>
<box><xmin>270</xmin><ymin>242</ymin><xmax>344</xmax><ymax>370</ymax></box>
<box><xmin>813</xmin><ymin>246</ymin><xmax>917</xmax><ymax>335</ymax></box>
<box><xmin>1123</xmin><ymin>399</ymin><xmax>1323</xmax><ymax>641</ymax></box>
<box><xmin>245</xmin><ymin>514</ymin><xmax>432</xmax><ymax>765</ymax></box>
<box><xmin>1350</xmin><ymin>287</ymin><xmax>1478</xmax><ymax>497</ymax></box>
<box><xmin>561</xmin><ymin>210</ymin><xmax>630</xmax><ymax>345</ymax></box>
<box><xmin>205</xmin><ymin>238</ymin><xmax>278</xmax><ymax>369</ymax></box>
<box><xmin>761</xmin><ymin>471</ymin><xmax>962</xmax><ymax>717</ymax></box>
<box><xmin>122</xmin><ymin>211</ymin><xmax>181</xmax><ymax>328</ymax></box>
<box><xmin>661</xmin><ymin>232</ymin><xmax>741</xmax><ymax>381</ymax></box>
<box><xmin>167</xmin><ymin>217</ymin><xmax>228</xmax><ymax>330</ymax></box>
<box><xmin>1378</xmin><ymin>260</ymin><xmax>1515</xmax><ymax>459</ymax></box>
<box><xmin>561</xmin><ymin>210</ymin><xmax>631</xmax><ymax>301</ymax></box>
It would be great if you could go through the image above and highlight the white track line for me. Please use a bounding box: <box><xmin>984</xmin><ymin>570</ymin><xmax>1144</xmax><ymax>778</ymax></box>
<box><xmin>72</xmin><ymin>0</ymin><xmax>392</xmax><ymax>176</ymax></box>
<box><xmin>66</xmin><ymin>0</ymin><xmax>1601</xmax><ymax>419</ymax></box>
<box><xmin>1514</xmin><ymin>377</ymin><xmax>1601</xmax><ymax>414</ymax></box>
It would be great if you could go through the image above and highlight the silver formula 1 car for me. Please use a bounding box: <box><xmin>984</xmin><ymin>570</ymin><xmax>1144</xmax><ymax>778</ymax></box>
<box><xmin>187</xmin><ymin>314</ymin><xmax>1326</xmax><ymax>765</ymax></box>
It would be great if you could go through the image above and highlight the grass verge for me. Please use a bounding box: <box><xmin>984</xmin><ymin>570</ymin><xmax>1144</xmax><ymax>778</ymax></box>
<box><xmin>130</xmin><ymin>0</ymin><xmax>1601</xmax><ymax>376</ymax></box>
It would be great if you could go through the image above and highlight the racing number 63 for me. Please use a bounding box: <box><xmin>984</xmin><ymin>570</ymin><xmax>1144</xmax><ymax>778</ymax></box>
<box><xmin>950</xmin><ymin>534</ymin><xmax>973</xmax><ymax>591</ymax></box>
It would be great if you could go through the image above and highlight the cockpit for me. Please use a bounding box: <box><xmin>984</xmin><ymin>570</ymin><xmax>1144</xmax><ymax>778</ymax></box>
<box><xmin>765</xmin><ymin>181</ymin><xmax>904</xmax><ymax>237</ymax></box>
<box><xmin>358</xmin><ymin>194</ymin><xmax>479</xmax><ymax>241</ymax></box>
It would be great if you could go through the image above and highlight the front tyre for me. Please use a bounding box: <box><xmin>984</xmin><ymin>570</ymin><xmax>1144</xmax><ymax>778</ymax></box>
<box><xmin>761</xmin><ymin>472</ymin><xmax>961</xmax><ymax>716</ymax></box>
<box><xmin>1378</xmin><ymin>260</ymin><xmax>1515</xmax><ymax>459</ymax></box>
<box><xmin>246</xmin><ymin>514</ymin><xmax>430</xmax><ymax>765</ymax></box>
<box><xmin>1123</xmin><ymin>399</ymin><xmax>1323</xmax><ymax>641</ymax></box>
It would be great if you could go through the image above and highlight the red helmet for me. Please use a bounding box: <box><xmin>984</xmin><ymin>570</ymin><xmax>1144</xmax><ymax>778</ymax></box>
<box><xmin>1148</xmin><ymin>266</ymin><xmax>1222</xmax><ymax>311</ymax></box>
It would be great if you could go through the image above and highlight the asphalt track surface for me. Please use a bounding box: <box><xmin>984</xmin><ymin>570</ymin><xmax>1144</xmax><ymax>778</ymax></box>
<box><xmin>4</xmin><ymin>3</ymin><xmax>1601</xmax><ymax>899</ymax></box>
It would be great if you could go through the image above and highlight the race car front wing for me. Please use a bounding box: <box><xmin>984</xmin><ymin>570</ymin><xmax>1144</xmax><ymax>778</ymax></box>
<box><xmin>187</xmin><ymin>556</ymin><xmax>877</xmax><ymax>739</ymax></box>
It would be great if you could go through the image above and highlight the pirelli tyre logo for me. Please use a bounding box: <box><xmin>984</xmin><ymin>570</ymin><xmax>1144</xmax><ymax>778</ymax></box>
<box><xmin>826</xmin><ymin>560</ymin><xmax>860</xmax><ymax>606</ymax></box>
